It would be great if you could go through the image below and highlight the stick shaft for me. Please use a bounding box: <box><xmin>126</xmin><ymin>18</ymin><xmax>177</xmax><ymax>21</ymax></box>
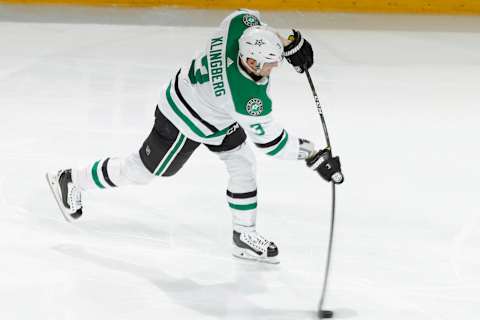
<box><xmin>305</xmin><ymin>70</ymin><xmax>332</xmax><ymax>150</ymax></box>
<box><xmin>318</xmin><ymin>183</ymin><xmax>336</xmax><ymax>313</ymax></box>
<box><xmin>304</xmin><ymin>69</ymin><xmax>336</xmax><ymax>314</ymax></box>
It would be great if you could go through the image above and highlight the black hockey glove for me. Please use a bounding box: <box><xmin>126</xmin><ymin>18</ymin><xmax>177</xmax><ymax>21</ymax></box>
<box><xmin>284</xmin><ymin>29</ymin><xmax>314</xmax><ymax>73</ymax></box>
<box><xmin>306</xmin><ymin>149</ymin><xmax>344</xmax><ymax>184</ymax></box>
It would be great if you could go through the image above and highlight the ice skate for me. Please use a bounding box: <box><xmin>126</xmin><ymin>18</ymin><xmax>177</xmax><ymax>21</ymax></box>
<box><xmin>232</xmin><ymin>230</ymin><xmax>279</xmax><ymax>264</ymax></box>
<box><xmin>45</xmin><ymin>169</ymin><xmax>83</xmax><ymax>222</ymax></box>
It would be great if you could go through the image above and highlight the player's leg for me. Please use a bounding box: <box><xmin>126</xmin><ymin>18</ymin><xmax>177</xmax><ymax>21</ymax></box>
<box><xmin>138</xmin><ymin>108</ymin><xmax>201</xmax><ymax>178</ymax></box>
<box><xmin>46</xmin><ymin>108</ymin><xmax>200</xmax><ymax>221</ymax></box>
<box><xmin>206</xmin><ymin>124</ymin><xmax>279</xmax><ymax>263</ymax></box>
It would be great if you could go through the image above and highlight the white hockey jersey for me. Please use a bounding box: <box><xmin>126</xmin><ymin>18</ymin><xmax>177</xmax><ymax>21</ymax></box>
<box><xmin>157</xmin><ymin>10</ymin><xmax>304</xmax><ymax>160</ymax></box>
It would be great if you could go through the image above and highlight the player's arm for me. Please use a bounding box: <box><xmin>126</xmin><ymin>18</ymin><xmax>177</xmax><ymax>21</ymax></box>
<box><xmin>234</xmin><ymin>114</ymin><xmax>343</xmax><ymax>183</ymax></box>
<box><xmin>234</xmin><ymin>113</ymin><xmax>313</xmax><ymax>160</ymax></box>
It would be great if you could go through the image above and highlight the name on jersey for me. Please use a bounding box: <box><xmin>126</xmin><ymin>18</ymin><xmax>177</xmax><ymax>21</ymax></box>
<box><xmin>209</xmin><ymin>36</ymin><xmax>226</xmax><ymax>97</ymax></box>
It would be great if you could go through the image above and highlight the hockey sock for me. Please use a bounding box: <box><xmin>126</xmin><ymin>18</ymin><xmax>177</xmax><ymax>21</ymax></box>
<box><xmin>227</xmin><ymin>189</ymin><xmax>257</xmax><ymax>232</ymax></box>
<box><xmin>72</xmin><ymin>153</ymin><xmax>153</xmax><ymax>191</ymax></box>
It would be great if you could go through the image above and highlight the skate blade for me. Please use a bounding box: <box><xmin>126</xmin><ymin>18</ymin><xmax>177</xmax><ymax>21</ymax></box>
<box><xmin>232</xmin><ymin>248</ymin><xmax>279</xmax><ymax>264</ymax></box>
<box><xmin>45</xmin><ymin>172</ymin><xmax>72</xmax><ymax>223</ymax></box>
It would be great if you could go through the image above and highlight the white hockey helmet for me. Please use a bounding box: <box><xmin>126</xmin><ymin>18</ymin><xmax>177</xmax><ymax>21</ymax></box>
<box><xmin>238</xmin><ymin>25</ymin><xmax>284</xmax><ymax>73</ymax></box>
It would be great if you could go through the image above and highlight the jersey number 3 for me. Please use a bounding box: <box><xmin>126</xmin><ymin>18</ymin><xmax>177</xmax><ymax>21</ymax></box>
<box><xmin>188</xmin><ymin>55</ymin><xmax>209</xmax><ymax>85</ymax></box>
<box><xmin>250</xmin><ymin>123</ymin><xmax>265</xmax><ymax>136</ymax></box>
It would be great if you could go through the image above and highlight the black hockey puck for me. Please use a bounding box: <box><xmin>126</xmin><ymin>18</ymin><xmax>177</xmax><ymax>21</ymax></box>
<box><xmin>318</xmin><ymin>309</ymin><xmax>334</xmax><ymax>318</ymax></box>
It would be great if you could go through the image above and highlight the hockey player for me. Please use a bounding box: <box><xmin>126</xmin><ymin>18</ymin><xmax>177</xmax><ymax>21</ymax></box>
<box><xmin>46</xmin><ymin>10</ymin><xmax>343</xmax><ymax>264</ymax></box>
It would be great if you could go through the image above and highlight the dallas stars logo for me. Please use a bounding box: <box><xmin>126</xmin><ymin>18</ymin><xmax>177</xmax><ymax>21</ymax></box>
<box><xmin>254</xmin><ymin>39</ymin><xmax>266</xmax><ymax>47</ymax></box>
<box><xmin>246</xmin><ymin>98</ymin><xmax>264</xmax><ymax>116</ymax></box>
<box><xmin>243</xmin><ymin>14</ymin><xmax>260</xmax><ymax>27</ymax></box>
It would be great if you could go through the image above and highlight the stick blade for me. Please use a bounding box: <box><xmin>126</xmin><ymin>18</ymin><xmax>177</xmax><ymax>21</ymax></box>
<box><xmin>318</xmin><ymin>309</ymin><xmax>334</xmax><ymax>318</ymax></box>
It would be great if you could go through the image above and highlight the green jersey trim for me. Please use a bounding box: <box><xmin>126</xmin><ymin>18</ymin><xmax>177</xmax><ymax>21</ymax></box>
<box><xmin>166</xmin><ymin>81</ymin><xmax>230</xmax><ymax>139</ymax></box>
<box><xmin>91</xmin><ymin>160</ymin><xmax>105</xmax><ymax>189</ymax></box>
<box><xmin>224</xmin><ymin>13</ymin><xmax>272</xmax><ymax>117</ymax></box>
<box><xmin>266</xmin><ymin>131</ymin><xmax>289</xmax><ymax>156</ymax></box>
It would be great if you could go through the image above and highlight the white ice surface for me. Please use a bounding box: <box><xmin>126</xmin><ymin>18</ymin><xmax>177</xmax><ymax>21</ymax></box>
<box><xmin>0</xmin><ymin>6</ymin><xmax>479</xmax><ymax>320</ymax></box>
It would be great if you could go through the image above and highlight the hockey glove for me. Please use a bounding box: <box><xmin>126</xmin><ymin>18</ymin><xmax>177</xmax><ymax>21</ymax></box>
<box><xmin>298</xmin><ymin>138</ymin><xmax>316</xmax><ymax>160</ymax></box>
<box><xmin>284</xmin><ymin>29</ymin><xmax>314</xmax><ymax>73</ymax></box>
<box><xmin>306</xmin><ymin>149</ymin><xmax>344</xmax><ymax>184</ymax></box>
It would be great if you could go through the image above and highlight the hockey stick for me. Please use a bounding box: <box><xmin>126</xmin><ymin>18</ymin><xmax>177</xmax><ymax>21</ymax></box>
<box><xmin>305</xmin><ymin>68</ymin><xmax>336</xmax><ymax>319</ymax></box>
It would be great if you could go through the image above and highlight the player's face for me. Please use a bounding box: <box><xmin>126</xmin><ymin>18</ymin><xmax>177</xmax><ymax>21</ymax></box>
<box><xmin>244</xmin><ymin>58</ymin><xmax>279</xmax><ymax>77</ymax></box>
<box><xmin>258</xmin><ymin>62</ymin><xmax>279</xmax><ymax>77</ymax></box>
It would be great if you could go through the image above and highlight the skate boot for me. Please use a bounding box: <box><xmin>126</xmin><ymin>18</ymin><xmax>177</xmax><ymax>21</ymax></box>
<box><xmin>232</xmin><ymin>230</ymin><xmax>279</xmax><ymax>264</ymax></box>
<box><xmin>46</xmin><ymin>169</ymin><xmax>83</xmax><ymax>222</ymax></box>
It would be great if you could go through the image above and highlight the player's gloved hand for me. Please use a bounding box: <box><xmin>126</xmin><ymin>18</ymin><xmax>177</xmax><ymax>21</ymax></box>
<box><xmin>298</xmin><ymin>138</ymin><xmax>316</xmax><ymax>160</ymax></box>
<box><xmin>284</xmin><ymin>29</ymin><xmax>314</xmax><ymax>73</ymax></box>
<box><xmin>306</xmin><ymin>149</ymin><xmax>344</xmax><ymax>184</ymax></box>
